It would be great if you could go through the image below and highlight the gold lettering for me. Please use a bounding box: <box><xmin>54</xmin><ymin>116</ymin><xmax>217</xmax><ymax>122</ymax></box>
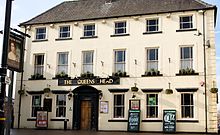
<box><xmin>100</xmin><ymin>79</ymin><xmax>106</xmax><ymax>84</ymax></box>
<box><xmin>64</xmin><ymin>80</ymin><xmax>72</xmax><ymax>85</ymax></box>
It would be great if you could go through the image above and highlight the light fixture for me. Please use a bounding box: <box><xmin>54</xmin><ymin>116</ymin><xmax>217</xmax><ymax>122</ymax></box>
<box><xmin>50</xmin><ymin>24</ymin><xmax>54</xmax><ymax>28</ymax></box>
<box><xmin>99</xmin><ymin>92</ymin><xmax>103</xmax><ymax>100</ymax></box>
<box><xmin>131</xmin><ymin>83</ymin><xmax>138</xmax><ymax>92</ymax></box>
<box><xmin>165</xmin><ymin>82</ymin><xmax>173</xmax><ymax>94</ymax></box>
<box><xmin>72</xmin><ymin>62</ymin><xmax>76</xmax><ymax>67</ymax></box>
<box><xmin>102</xmin><ymin>20</ymin><xmax>106</xmax><ymax>24</ymax></box>
<box><xmin>74</xmin><ymin>22</ymin><xmax>78</xmax><ymax>26</ymax></box>
<box><xmin>101</xmin><ymin>61</ymin><xmax>104</xmax><ymax>66</ymax></box>
<box><xmin>166</xmin><ymin>13</ymin><xmax>171</xmax><ymax>18</ymax></box>
<box><xmin>68</xmin><ymin>92</ymin><xmax>73</xmax><ymax>100</ymax></box>
<box><xmin>133</xmin><ymin>16</ymin><xmax>139</xmax><ymax>21</ymax></box>
<box><xmin>206</xmin><ymin>40</ymin><xmax>211</xmax><ymax>48</ymax></box>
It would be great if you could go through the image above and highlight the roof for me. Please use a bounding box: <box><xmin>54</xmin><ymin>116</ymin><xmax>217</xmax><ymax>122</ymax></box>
<box><xmin>20</xmin><ymin>0</ymin><xmax>216</xmax><ymax>26</ymax></box>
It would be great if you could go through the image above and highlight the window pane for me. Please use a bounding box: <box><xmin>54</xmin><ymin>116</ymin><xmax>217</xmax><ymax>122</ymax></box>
<box><xmin>114</xmin><ymin>50</ymin><xmax>126</xmax><ymax>72</ymax></box>
<box><xmin>181</xmin><ymin>93</ymin><xmax>194</xmax><ymax>118</ymax></box>
<box><xmin>115</xmin><ymin>22</ymin><xmax>126</xmax><ymax>34</ymax></box>
<box><xmin>180</xmin><ymin>16</ymin><xmax>193</xmax><ymax>29</ymax></box>
<box><xmin>56</xmin><ymin>95</ymin><xmax>66</xmax><ymax>117</ymax></box>
<box><xmin>36</xmin><ymin>28</ymin><xmax>46</xmax><ymax>40</ymax></box>
<box><xmin>84</xmin><ymin>24</ymin><xmax>95</xmax><ymax>36</ymax></box>
<box><xmin>114</xmin><ymin>94</ymin><xmax>124</xmax><ymax>118</ymax></box>
<box><xmin>146</xmin><ymin>94</ymin><xmax>158</xmax><ymax>118</ymax></box>
<box><xmin>82</xmin><ymin>51</ymin><xmax>93</xmax><ymax>73</ymax></box>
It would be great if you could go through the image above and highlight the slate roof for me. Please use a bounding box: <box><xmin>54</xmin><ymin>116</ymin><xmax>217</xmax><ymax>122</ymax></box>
<box><xmin>20</xmin><ymin>0</ymin><xmax>216</xmax><ymax>26</ymax></box>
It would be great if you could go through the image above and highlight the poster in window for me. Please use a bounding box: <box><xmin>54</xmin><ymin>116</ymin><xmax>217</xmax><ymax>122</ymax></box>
<box><xmin>100</xmin><ymin>101</ymin><xmax>108</xmax><ymax>113</ymax></box>
<box><xmin>7</xmin><ymin>32</ymin><xmax>24</xmax><ymax>72</ymax></box>
<box><xmin>149</xmin><ymin>97</ymin><xmax>156</xmax><ymax>105</ymax></box>
<box><xmin>129</xmin><ymin>100</ymin><xmax>140</xmax><ymax>110</ymax></box>
<box><xmin>36</xmin><ymin>111</ymin><xmax>48</xmax><ymax>128</ymax></box>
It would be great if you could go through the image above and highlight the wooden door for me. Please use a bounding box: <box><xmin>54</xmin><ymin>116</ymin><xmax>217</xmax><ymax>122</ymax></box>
<box><xmin>80</xmin><ymin>100</ymin><xmax>91</xmax><ymax>130</ymax></box>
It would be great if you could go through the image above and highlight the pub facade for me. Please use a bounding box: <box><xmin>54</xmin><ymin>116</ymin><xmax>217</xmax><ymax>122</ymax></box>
<box><xmin>14</xmin><ymin>0</ymin><xmax>218</xmax><ymax>133</ymax></box>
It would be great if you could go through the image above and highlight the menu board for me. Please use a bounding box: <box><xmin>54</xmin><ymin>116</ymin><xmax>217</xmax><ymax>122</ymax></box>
<box><xmin>36</xmin><ymin>111</ymin><xmax>48</xmax><ymax>128</ymax></box>
<box><xmin>163</xmin><ymin>110</ymin><xmax>176</xmax><ymax>133</ymax></box>
<box><xmin>127</xmin><ymin>110</ymin><xmax>140</xmax><ymax>132</ymax></box>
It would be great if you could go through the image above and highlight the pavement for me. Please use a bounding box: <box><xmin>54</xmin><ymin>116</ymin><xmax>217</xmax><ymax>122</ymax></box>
<box><xmin>8</xmin><ymin>129</ymin><xmax>219</xmax><ymax>135</ymax></box>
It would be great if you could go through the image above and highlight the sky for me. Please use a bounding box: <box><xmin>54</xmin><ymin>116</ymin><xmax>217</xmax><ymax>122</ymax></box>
<box><xmin>0</xmin><ymin>0</ymin><xmax>219</xmax><ymax>106</ymax></box>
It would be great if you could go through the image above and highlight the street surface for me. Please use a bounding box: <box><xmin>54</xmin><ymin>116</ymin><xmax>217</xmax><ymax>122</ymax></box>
<box><xmin>9</xmin><ymin>129</ymin><xmax>218</xmax><ymax>135</ymax></box>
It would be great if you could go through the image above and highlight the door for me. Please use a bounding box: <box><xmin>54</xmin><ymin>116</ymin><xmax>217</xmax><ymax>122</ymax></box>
<box><xmin>80</xmin><ymin>100</ymin><xmax>92</xmax><ymax>130</ymax></box>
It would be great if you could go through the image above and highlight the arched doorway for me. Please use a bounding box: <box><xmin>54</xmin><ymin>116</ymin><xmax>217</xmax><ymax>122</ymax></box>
<box><xmin>72</xmin><ymin>85</ymin><xmax>99</xmax><ymax>131</ymax></box>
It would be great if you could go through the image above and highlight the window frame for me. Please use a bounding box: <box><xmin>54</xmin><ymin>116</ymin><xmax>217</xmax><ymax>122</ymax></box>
<box><xmin>35</xmin><ymin>27</ymin><xmax>47</xmax><ymax>40</ymax></box>
<box><xmin>114</xmin><ymin>49</ymin><xmax>126</xmax><ymax>73</ymax></box>
<box><xmin>57</xmin><ymin>52</ymin><xmax>69</xmax><ymax>74</ymax></box>
<box><xmin>83</xmin><ymin>24</ymin><xmax>96</xmax><ymax>37</ymax></box>
<box><xmin>114</xmin><ymin>21</ymin><xmax>127</xmax><ymax>35</ymax></box>
<box><xmin>146</xmin><ymin>93</ymin><xmax>159</xmax><ymax>118</ymax></box>
<box><xmin>113</xmin><ymin>93</ymin><xmax>125</xmax><ymax>119</ymax></box>
<box><xmin>181</xmin><ymin>93</ymin><xmax>194</xmax><ymax>119</ymax></box>
<box><xmin>146</xmin><ymin>18</ymin><xmax>159</xmax><ymax>32</ymax></box>
<box><xmin>146</xmin><ymin>48</ymin><xmax>159</xmax><ymax>71</ymax></box>
<box><xmin>82</xmin><ymin>51</ymin><xmax>94</xmax><ymax>74</ymax></box>
<box><xmin>34</xmin><ymin>54</ymin><xmax>44</xmax><ymax>75</ymax></box>
<box><xmin>179</xmin><ymin>15</ymin><xmax>193</xmax><ymax>30</ymax></box>
<box><xmin>59</xmin><ymin>25</ymin><xmax>71</xmax><ymax>39</ymax></box>
<box><xmin>56</xmin><ymin>94</ymin><xmax>66</xmax><ymax>117</ymax></box>
<box><xmin>31</xmin><ymin>95</ymin><xmax>42</xmax><ymax>117</ymax></box>
<box><xmin>180</xmin><ymin>46</ymin><xmax>193</xmax><ymax>70</ymax></box>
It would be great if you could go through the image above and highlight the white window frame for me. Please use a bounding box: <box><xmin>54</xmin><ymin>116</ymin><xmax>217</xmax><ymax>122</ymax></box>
<box><xmin>113</xmin><ymin>93</ymin><xmax>125</xmax><ymax>119</ymax></box>
<box><xmin>114</xmin><ymin>49</ymin><xmax>126</xmax><ymax>73</ymax></box>
<box><xmin>57</xmin><ymin>52</ymin><xmax>69</xmax><ymax>74</ymax></box>
<box><xmin>180</xmin><ymin>46</ymin><xmax>193</xmax><ymax>70</ymax></box>
<box><xmin>34</xmin><ymin>54</ymin><xmax>44</xmax><ymax>75</ymax></box>
<box><xmin>59</xmin><ymin>25</ymin><xmax>71</xmax><ymax>38</ymax></box>
<box><xmin>146</xmin><ymin>18</ymin><xmax>159</xmax><ymax>32</ymax></box>
<box><xmin>146</xmin><ymin>93</ymin><xmax>159</xmax><ymax>118</ymax></box>
<box><xmin>179</xmin><ymin>15</ymin><xmax>193</xmax><ymax>30</ymax></box>
<box><xmin>82</xmin><ymin>51</ymin><xmax>94</xmax><ymax>74</ymax></box>
<box><xmin>83</xmin><ymin>24</ymin><xmax>96</xmax><ymax>37</ymax></box>
<box><xmin>35</xmin><ymin>27</ymin><xmax>47</xmax><ymax>40</ymax></box>
<box><xmin>114</xmin><ymin>21</ymin><xmax>127</xmax><ymax>35</ymax></box>
<box><xmin>181</xmin><ymin>92</ymin><xmax>194</xmax><ymax>119</ymax></box>
<box><xmin>146</xmin><ymin>48</ymin><xmax>159</xmax><ymax>71</ymax></box>
<box><xmin>31</xmin><ymin>95</ymin><xmax>42</xmax><ymax>117</ymax></box>
<box><xmin>56</xmin><ymin>94</ymin><xmax>66</xmax><ymax>117</ymax></box>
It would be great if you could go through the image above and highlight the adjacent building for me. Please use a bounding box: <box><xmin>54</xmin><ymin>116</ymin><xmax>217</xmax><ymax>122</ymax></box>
<box><xmin>14</xmin><ymin>0</ymin><xmax>218</xmax><ymax>133</ymax></box>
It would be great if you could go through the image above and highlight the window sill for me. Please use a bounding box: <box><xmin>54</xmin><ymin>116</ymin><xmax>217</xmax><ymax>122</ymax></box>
<box><xmin>177</xmin><ymin>119</ymin><xmax>199</xmax><ymax>123</ymax></box>
<box><xmin>142</xmin><ymin>119</ymin><xmax>162</xmax><ymax>122</ymax></box>
<box><xmin>50</xmin><ymin>118</ymin><xmax>69</xmax><ymax>121</ymax></box>
<box><xmin>28</xmin><ymin>78</ymin><xmax>46</xmax><ymax>80</ymax></box>
<box><xmin>141</xmin><ymin>74</ymin><xmax>163</xmax><ymax>77</ymax></box>
<box><xmin>108</xmin><ymin>119</ymin><xmax>128</xmax><ymax>122</ymax></box>
<box><xmin>80</xmin><ymin>36</ymin><xmax>98</xmax><ymax>39</ymax></box>
<box><xmin>110</xmin><ymin>34</ymin><xmax>130</xmax><ymax>37</ymax></box>
<box><xmin>176</xmin><ymin>29</ymin><xmax>197</xmax><ymax>32</ymax></box>
<box><xmin>143</xmin><ymin>31</ymin><xmax>162</xmax><ymax>35</ymax></box>
<box><xmin>52</xmin><ymin>77</ymin><xmax>71</xmax><ymax>79</ymax></box>
<box><xmin>27</xmin><ymin>118</ymin><xmax>36</xmax><ymax>121</ymax></box>
<box><xmin>55</xmin><ymin>38</ymin><xmax>72</xmax><ymax>41</ymax></box>
<box><xmin>32</xmin><ymin>39</ymin><xmax>48</xmax><ymax>42</ymax></box>
<box><xmin>176</xmin><ymin>73</ymin><xmax>199</xmax><ymax>76</ymax></box>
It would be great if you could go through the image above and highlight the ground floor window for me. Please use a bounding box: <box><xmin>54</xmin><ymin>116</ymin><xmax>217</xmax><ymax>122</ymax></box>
<box><xmin>56</xmin><ymin>94</ymin><xmax>66</xmax><ymax>117</ymax></box>
<box><xmin>113</xmin><ymin>94</ymin><xmax>125</xmax><ymax>118</ymax></box>
<box><xmin>31</xmin><ymin>95</ymin><xmax>41</xmax><ymax>117</ymax></box>
<box><xmin>146</xmin><ymin>94</ymin><xmax>158</xmax><ymax>118</ymax></box>
<box><xmin>181</xmin><ymin>93</ymin><xmax>194</xmax><ymax>118</ymax></box>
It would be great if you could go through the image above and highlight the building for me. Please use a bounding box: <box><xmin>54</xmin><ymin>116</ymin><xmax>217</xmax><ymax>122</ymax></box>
<box><xmin>14</xmin><ymin>0</ymin><xmax>218</xmax><ymax>133</ymax></box>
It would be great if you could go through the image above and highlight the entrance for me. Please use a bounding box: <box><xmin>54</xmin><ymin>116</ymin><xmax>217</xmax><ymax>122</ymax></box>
<box><xmin>72</xmin><ymin>86</ymin><xmax>100</xmax><ymax>131</ymax></box>
<box><xmin>80</xmin><ymin>100</ymin><xmax>92</xmax><ymax>130</ymax></box>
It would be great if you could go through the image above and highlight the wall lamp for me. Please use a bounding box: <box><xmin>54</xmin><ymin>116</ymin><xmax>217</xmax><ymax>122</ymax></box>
<box><xmin>68</xmin><ymin>92</ymin><xmax>73</xmax><ymax>100</ymax></box>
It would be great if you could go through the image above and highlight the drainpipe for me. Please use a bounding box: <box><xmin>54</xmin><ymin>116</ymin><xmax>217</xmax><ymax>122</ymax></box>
<box><xmin>202</xmin><ymin>10</ymin><xmax>208</xmax><ymax>134</ymax></box>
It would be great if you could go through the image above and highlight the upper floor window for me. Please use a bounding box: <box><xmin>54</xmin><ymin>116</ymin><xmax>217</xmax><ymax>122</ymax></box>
<box><xmin>146</xmin><ymin>48</ymin><xmax>158</xmax><ymax>71</ymax></box>
<box><xmin>180</xmin><ymin>16</ymin><xmax>193</xmax><ymax>30</ymax></box>
<box><xmin>82</xmin><ymin>51</ymin><xmax>94</xmax><ymax>73</ymax></box>
<box><xmin>35</xmin><ymin>27</ymin><xmax>46</xmax><ymax>40</ymax></box>
<box><xmin>56</xmin><ymin>94</ymin><xmax>66</xmax><ymax>117</ymax></box>
<box><xmin>83</xmin><ymin>24</ymin><xmax>95</xmax><ymax>37</ymax></box>
<box><xmin>59</xmin><ymin>26</ymin><xmax>70</xmax><ymax>38</ymax></box>
<box><xmin>146</xmin><ymin>18</ymin><xmax>159</xmax><ymax>32</ymax></box>
<box><xmin>114</xmin><ymin>21</ymin><xmax>126</xmax><ymax>35</ymax></box>
<box><xmin>31</xmin><ymin>95</ymin><xmax>41</xmax><ymax>117</ymax></box>
<box><xmin>146</xmin><ymin>94</ymin><xmax>158</xmax><ymax>118</ymax></box>
<box><xmin>181</xmin><ymin>93</ymin><xmax>194</xmax><ymax>118</ymax></box>
<box><xmin>114</xmin><ymin>50</ymin><xmax>126</xmax><ymax>73</ymax></box>
<box><xmin>34</xmin><ymin>54</ymin><xmax>44</xmax><ymax>75</ymax></box>
<box><xmin>113</xmin><ymin>94</ymin><xmax>125</xmax><ymax>118</ymax></box>
<box><xmin>180</xmin><ymin>47</ymin><xmax>193</xmax><ymax>69</ymax></box>
<box><xmin>57</xmin><ymin>52</ymin><xmax>68</xmax><ymax>74</ymax></box>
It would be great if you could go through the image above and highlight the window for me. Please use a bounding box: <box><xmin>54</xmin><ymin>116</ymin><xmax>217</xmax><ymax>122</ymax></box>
<box><xmin>146</xmin><ymin>48</ymin><xmax>158</xmax><ymax>71</ymax></box>
<box><xmin>31</xmin><ymin>95</ymin><xmax>41</xmax><ymax>117</ymax></box>
<box><xmin>146</xmin><ymin>94</ymin><xmax>158</xmax><ymax>118</ymax></box>
<box><xmin>114</xmin><ymin>50</ymin><xmax>126</xmax><ymax>72</ymax></box>
<box><xmin>115</xmin><ymin>21</ymin><xmax>126</xmax><ymax>34</ymax></box>
<box><xmin>113</xmin><ymin>94</ymin><xmax>125</xmax><ymax>118</ymax></box>
<box><xmin>34</xmin><ymin>54</ymin><xmax>44</xmax><ymax>75</ymax></box>
<box><xmin>181</xmin><ymin>93</ymin><xmax>194</xmax><ymax>118</ymax></box>
<box><xmin>59</xmin><ymin>26</ymin><xmax>70</xmax><ymax>38</ymax></box>
<box><xmin>180</xmin><ymin>47</ymin><xmax>193</xmax><ymax>69</ymax></box>
<box><xmin>84</xmin><ymin>24</ymin><xmax>95</xmax><ymax>37</ymax></box>
<box><xmin>82</xmin><ymin>51</ymin><xmax>94</xmax><ymax>73</ymax></box>
<box><xmin>56</xmin><ymin>94</ymin><xmax>66</xmax><ymax>117</ymax></box>
<box><xmin>57</xmin><ymin>52</ymin><xmax>68</xmax><ymax>74</ymax></box>
<box><xmin>36</xmin><ymin>27</ymin><xmax>46</xmax><ymax>40</ymax></box>
<box><xmin>146</xmin><ymin>18</ymin><xmax>159</xmax><ymax>32</ymax></box>
<box><xmin>180</xmin><ymin>16</ymin><xmax>193</xmax><ymax>29</ymax></box>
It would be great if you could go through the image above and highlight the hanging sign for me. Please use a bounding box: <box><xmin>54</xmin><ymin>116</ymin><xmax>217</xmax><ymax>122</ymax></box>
<box><xmin>163</xmin><ymin>110</ymin><xmax>176</xmax><ymax>133</ymax></box>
